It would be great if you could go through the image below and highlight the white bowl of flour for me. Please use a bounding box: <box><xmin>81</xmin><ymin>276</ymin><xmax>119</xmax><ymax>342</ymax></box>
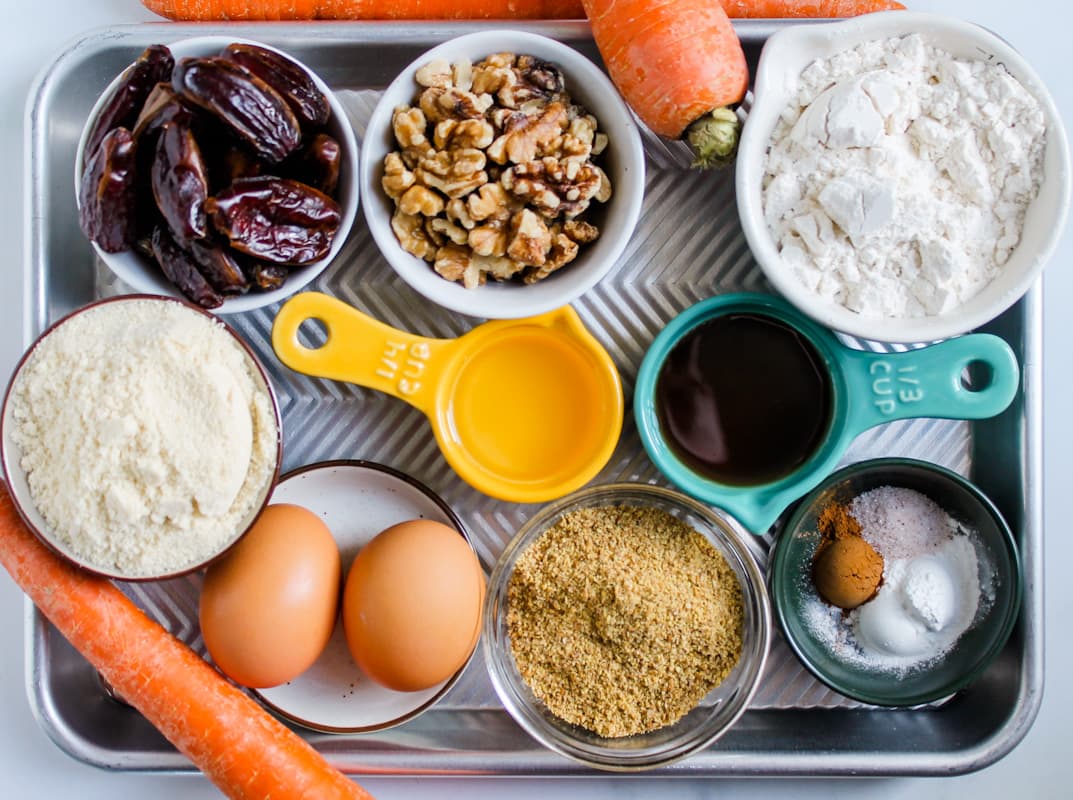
<box><xmin>1</xmin><ymin>296</ymin><xmax>282</xmax><ymax>580</ymax></box>
<box><xmin>736</xmin><ymin>11</ymin><xmax>1071</xmax><ymax>343</ymax></box>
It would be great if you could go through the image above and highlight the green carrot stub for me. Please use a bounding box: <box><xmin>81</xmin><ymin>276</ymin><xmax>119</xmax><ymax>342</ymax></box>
<box><xmin>582</xmin><ymin>0</ymin><xmax>750</xmax><ymax>167</ymax></box>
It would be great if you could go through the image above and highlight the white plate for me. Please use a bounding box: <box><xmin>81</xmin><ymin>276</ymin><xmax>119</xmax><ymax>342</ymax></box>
<box><xmin>254</xmin><ymin>460</ymin><xmax>474</xmax><ymax>733</ymax></box>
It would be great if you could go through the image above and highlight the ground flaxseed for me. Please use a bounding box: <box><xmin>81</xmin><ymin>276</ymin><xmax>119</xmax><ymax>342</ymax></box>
<box><xmin>506</xmin><ymin>505</ymin><xmax>744</xmax><ymax>738</ymax></box>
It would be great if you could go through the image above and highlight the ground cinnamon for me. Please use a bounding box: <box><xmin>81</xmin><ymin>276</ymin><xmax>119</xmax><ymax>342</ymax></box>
<box><xmin>812</xmin><ymin>501</ymin><xmax>883</xmax><ymax>610</ymax></box>
<box><xmin>818</xmin><ymin>501</ymin><xmax>862</xmax><ymax>541</ymax></box>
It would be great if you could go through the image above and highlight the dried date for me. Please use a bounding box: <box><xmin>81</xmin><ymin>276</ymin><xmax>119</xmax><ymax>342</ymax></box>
<box><xmin>78</xmin><ymin>127</ymin><xmax>138</xmax><ymax>253</ymax></box>
<box><xmin>151</xmin><ymin>119</ymin><xmax>210</xmax><ymax>246</ymax></box>
<box><xmin>83</xmin><ymin>45</ymin><xmax>174</xmax><ymax>170</ymax></box>
<box><xmin>291</xmin><ymin>133</ymin><xmax>341</xmax><ymax>196</ymax></box>
<box><xmin>222</xmin><ymin>43</ymin><xmax>330</xmax><ymax>128</ymax></box>
<box><xmin>188</xmin><ymin>239</ymin><xmax>251</xmax><ymax>295</ymax></box>
<box><xmin>132</xmin><ymin>83</ymin><xmax>193</xmax><ymax>143</ymax></box>
<box><xmin>173</xmin><ymin>56</ymin><xmax>301</xmax><ymax>163</ymax></box>
<box><xmin>246</xmin><ymin>260</ymin><xmax>289</xmax><ymax>291</ymax></box>
<box><xmin>150</xmin><ymin>225</ymin><xmax>223</xmax><ymax>309</ymax></box>
<box><xmin>206</xmin><ymin>176</ymin><xmax>341</xmax><ymax>265</ymax></box>
<box><xmin>130</xmin><ymin>84</ymin><xmax>192</xmax><ymax>241</ymax></box>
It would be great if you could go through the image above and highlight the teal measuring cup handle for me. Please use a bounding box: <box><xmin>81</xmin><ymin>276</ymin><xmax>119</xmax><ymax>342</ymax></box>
<box><xmin>841</xmin><ymin>333</ymin><xmax>1020</xmax><ymax>435</ymax></box>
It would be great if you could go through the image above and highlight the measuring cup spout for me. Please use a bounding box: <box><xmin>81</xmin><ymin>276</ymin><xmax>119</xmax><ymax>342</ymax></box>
<box><xmin>841</xmin><ymin>333</ymin><xmax>1020</xmax><ymax>436</ymax></box>
<box><xmin>271</xmin><ymin>292</ymin><xmax>446</xmax><ymax>415</ymax></box>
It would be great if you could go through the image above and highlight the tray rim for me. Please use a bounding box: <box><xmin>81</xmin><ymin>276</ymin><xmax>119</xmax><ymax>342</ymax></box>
<box><xmin>21</xmin><ymin>20</ymin><xmax>1045</xmax><ymax>778</ymax></box>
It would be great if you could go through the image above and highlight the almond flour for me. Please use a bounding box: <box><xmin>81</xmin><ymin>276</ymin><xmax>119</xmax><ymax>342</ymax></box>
<box><xmin>8</xmin><ymin>300</ymin><xmax>278</xmax><ymax>577</ymax></box>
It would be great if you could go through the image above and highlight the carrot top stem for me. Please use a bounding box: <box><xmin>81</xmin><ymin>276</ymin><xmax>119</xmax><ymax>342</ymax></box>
<box><xmin>686</xmin><ymin>107</ymin><xmax>741</xmax><ymax>169</ymax></box>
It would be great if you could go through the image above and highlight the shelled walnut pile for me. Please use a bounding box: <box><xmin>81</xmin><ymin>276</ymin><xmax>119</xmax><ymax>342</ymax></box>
<box><xmin>381</xmin><ymin>53</ymin><xmax>612</xmax><ymax>289</ymax></box>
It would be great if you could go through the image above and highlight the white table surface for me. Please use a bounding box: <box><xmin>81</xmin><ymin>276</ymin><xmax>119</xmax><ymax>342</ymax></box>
<box><xmin>1</xmin><ymin>1</ymin><xmax>1069</xmax><ymax>797</ymax></box>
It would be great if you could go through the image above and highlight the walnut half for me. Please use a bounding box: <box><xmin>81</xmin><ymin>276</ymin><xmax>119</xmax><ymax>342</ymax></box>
<box><xmin>502</xmin><ymin>157</ymin><xmax>605</xmax><ymax>219</ymax></box>
<box><xmin>507</xmin><ymin>209</ymin><xmax>551</xmax><ymax>266</ymax></box>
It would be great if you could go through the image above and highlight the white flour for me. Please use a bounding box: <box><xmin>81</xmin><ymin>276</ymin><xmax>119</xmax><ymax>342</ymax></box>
<box><xmin>763</xmin><ymin>34</ymin><xmax>1046</xmax><ymax>318</ymax></box>
<box><xmin>9</xmin><ymin>300</ymin><xmax>278</xmax><ymax>577</ymax></box>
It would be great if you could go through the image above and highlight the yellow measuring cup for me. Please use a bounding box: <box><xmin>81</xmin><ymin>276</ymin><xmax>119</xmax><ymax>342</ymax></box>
<box><xmin>272</xmin><ymin>292</ymin><xmax>624</xmax><ymax>503</ymax></box>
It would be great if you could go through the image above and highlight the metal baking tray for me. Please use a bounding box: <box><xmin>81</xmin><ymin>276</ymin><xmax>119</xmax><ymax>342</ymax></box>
<box><xmin>24</xmin><ymin>21</ymin><xmax>1042</xmax><ymax>777</ymax></box>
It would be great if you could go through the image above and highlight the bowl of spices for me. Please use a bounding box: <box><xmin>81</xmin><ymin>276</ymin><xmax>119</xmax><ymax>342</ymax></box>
<box><xmin>768</xmin><ymin>458</ymin><xmax>1022</xmax><ymax>706</ymax></box>
<box><xmin>483</xmin><ymin>483</ymin><xmax>770</xmax><ymax>771</ymax></box>
<box><xmin>0</xmin><ymin>296</ymin><xmax>282</xmax><ymax>580</ymax></box>
<box><xmin>736</xmin><ymin>11</ymin><xmax>1071</xmax><ymax>343</ymax></box>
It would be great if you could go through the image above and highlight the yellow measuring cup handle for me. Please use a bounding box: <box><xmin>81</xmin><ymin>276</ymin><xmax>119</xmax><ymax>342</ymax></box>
<box><xmin>271</xmin><ymin>292</ymin><xmax>446</xmax><ymax>415</ymax></box>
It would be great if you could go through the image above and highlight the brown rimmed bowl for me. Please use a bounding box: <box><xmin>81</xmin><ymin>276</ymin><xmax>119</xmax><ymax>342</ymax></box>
<box><xmin>0</xmin><ymin>295</ymin><xmax>282</xmax><ymax>581</ymax></box>
<box><xmin>250</xmin><ymin>459</ymin><xmax>480</xmax><ymax>734</ymax></box>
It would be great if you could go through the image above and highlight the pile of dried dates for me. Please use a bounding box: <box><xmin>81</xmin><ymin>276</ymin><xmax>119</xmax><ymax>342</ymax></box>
<box><xmin>78</xmin><ymin>42</ymin><xmax>344</xmax><ymax>309</ymax></box>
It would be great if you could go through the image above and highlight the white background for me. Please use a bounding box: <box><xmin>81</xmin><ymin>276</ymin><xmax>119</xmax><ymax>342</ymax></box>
<box><xmin>0</xmin><ymin>1</ymin><xmax>1069</xmax><ymax>797</ymax></box>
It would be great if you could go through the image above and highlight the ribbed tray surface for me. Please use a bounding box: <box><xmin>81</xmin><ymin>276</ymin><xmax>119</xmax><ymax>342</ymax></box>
<box><xmin>95</xmin><ymin>88</ymin><xmax>974</xmax><ymax>714</ymax></box>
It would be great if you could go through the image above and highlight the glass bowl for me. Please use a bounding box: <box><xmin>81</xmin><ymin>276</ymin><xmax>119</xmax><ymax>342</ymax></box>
<box><xmin>769</xmin><ymin>458</ymin><xmax>1023</xmax><ymax>706</ymax></box>
<box><xmin>483</xmin><ymin>482</ymin><xmax>770</xmax><ymax>771</ymax></box>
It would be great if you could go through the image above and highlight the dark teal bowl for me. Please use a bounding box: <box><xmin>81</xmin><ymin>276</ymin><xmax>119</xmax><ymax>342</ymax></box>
<box><xmin>768</xmin><ymin>458</ymin><xmax>1022</xmax><ymax>707</ymax></box>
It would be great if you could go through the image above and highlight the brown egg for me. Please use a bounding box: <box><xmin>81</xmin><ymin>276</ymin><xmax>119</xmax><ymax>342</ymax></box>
<box><xmin>199</xmin><ymin>503</ymin><xmax>341</xmax><ymax>688</ymax></box>
<box><xmin>343</xmin><ymin>519</ymin><xmax>485</xmax><ymax>692</ymax></box>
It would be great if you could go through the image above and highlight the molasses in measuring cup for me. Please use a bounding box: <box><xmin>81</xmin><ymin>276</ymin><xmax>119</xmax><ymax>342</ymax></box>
<box><xmin>634</xmin><ymin>293</ymin><xmax>1019</xmax><ymax>533</ymax></box>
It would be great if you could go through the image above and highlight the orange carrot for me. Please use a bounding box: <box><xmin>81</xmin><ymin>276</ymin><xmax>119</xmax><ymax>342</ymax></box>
<box><xmin>142</xmin><ymin>0</ymin><xmax>586</xmax><ymax>19</ymax></box>
<box><xmin>720</xmin><ymin>0</ymin><xmax>904</xmax><ymax>16</ymax></box>
<box><xmin>142</xmin><ymin>0</ymin><xmax>903</xmax><ymax>20</ymax></box>
<box><xmin>0</xmin><ymin>481</ymin><xmax>372</xmax><ymax>800</ymax></box>
<box><xmin>583</xmin><ymin>0</ymin><xmax>748</xmax><ymax>167</ymax></box>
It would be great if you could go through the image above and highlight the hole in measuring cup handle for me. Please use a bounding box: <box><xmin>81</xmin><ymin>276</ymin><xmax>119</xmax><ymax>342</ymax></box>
<box><xmin>297</xmin><ymin>317</ymin><xmax>329</xmax><ymax>350</ymax></box>
<box><xmin>960</xmin><ymin>360</ymin><xmax>994</xmax><ymax>392</ymax></box>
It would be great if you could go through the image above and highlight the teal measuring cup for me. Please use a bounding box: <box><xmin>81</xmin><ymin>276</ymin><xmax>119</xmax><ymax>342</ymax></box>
<box><xmin>634</xmin><ymin>293</ymin><xmax>1019</xmax><ymax>533</ymax></box>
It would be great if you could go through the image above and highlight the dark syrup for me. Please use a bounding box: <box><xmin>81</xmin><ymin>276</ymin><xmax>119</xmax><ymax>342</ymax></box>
<box><xmin>655</xmin><ymin>313</ymin><xmax>832</xmax><ymax>486</ymax></box>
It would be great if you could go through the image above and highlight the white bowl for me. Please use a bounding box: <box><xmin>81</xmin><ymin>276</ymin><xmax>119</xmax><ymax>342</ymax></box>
<box><xmin>360</xmin><ymin>30</ymin><xmax>645</xmax><ymax>320</ymax></box>
<box><xmin>736</xmin><ymin>11</ymin><xmax>1071</xmax><ymax>343</ymax></box>
<box><xmin>75</xmin><ymin>36</ymin><xmax>359</xmax><ymax>315</ymax></box>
